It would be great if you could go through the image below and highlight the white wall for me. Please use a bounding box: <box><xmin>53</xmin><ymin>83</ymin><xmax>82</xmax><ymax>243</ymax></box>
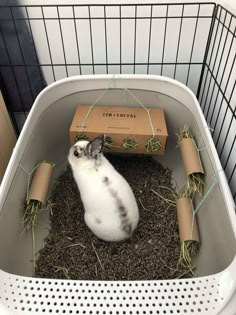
<box><xmin>14</xmin><ymin>1</ymin><xmax>213</xmax><ymax>94</ymax></box>
<box><xmin>1</xmin><ymin>0</ymin><xmax>236</xmax><ymax>14</ymax></box>
<box><xmin>218</xmin><ymin>0</ymin><xmax>236</xmax><ymax>12</ymax></box>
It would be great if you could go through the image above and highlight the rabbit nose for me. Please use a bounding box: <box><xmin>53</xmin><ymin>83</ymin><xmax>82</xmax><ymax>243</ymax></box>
<box><xmin>74</xmin><ymin>150</ymin><xmax>79</xmax><ymax>157</ymax></box>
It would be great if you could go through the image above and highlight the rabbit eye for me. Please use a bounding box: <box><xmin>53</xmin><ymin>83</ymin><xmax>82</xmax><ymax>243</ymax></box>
<box><xmin>74</xmin><ymin>150</ymin><xmax>79</xmax><ymax>157</ymax></box>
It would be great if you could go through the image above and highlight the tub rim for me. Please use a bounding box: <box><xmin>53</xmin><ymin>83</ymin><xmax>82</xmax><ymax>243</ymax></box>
<box><xmin>0</xmin><ymin>74</ymin><xmax>236</xmax><ymax>315</ymax></box>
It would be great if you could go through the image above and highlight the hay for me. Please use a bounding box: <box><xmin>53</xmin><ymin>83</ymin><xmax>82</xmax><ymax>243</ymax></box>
<box><xmin>187</xmin><ymin>173</ymin><xmax>205</xmax><ymax>197</ymax></box>
<box><xmin>145</xmin><ymin>137</ymin><xmax>162</xmax><ymax>152</ymax></box>
<box><xmin>35</xmin><ymin>155</ymin><xmax>193</xmax><ymax>280</ymax></box>
<box><xmin>177</xmin><ymin>125</ymin><xmax>205</xmax><ymax>196</ymax></box>
<box><xmin>121</xmin><ymin>137</ymin><xmax>138</xmax><ymax>151</ymax></box>
<box><xmin>104</xmin><ymin>136</ymin><xmax>114</xmax><ymax>149</ymax></box>
<box><xmin>176</xmin><ymin>124</ymin><xmax>193</xmax><ymax>146</ymax></box>
<box><xmin>178</xmin><ymin>241</ymin><xmax>200</xmax><ymax>276</ymax></box>
<box><xmin>22</xmin><ymin>199</ymin><xmax>43</xmax><ymax>272</ymax></box>
<box><xmin>74</xmin><ymin>133</ymin><xmax>89</xmax><ymax>143</ymax></box>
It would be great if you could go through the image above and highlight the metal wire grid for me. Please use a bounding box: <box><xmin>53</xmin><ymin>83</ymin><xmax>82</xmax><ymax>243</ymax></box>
<box><xmin>198</xmin><ymin>5</ymin><xmax>236</xmax><ymax>202</ymax></box>
<box><xmin>0</xmin><ymin>2</ymin><xmax>235</xmax><ymax>202</ymax></box>
<box><xmin>0</xmin><ymin>3</ymin><xmax>215</xmax><ymax>113</ymax></box>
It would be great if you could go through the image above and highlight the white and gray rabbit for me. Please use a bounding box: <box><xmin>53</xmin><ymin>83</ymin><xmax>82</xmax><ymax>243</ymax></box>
<box><xmin>68</xmin><ymin>135</ymin><xmax>139</xmax><ymax>242</ymax></box>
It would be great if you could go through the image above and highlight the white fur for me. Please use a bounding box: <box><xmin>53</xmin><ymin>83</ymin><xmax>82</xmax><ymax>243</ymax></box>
<box><xmin>68</xmin><ymin>140</ymin><xmax>139</xmax><ymax>242</ymax></box>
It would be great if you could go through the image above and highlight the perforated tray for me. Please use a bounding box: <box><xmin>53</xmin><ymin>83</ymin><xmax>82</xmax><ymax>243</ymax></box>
<box><xmin>0</xmin><ymin>269</ymin><xmax>233</xmax><ymax>315</ymax></box>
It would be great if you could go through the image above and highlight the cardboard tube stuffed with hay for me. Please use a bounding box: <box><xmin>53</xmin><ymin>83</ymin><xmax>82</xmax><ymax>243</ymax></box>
<box><xmin>28</xmin><ymin>162</ymin><xmax>54</xmax><ymax>205</ymax></box>
<box><xmin>176</xmin><ymin>197</ymin><xmax>200</xmax><ymax>242</ymax></box>
<box><xmin>179</xmin><ymin>138</ymin><xmax>204</xmax><ymax>176</ymax></box>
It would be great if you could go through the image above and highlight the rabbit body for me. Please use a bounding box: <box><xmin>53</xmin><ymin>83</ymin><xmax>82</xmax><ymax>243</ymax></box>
<box><xmin>68</xmin><ymin>137</ymin><xmax>139</xmax><ymax>242</ymax></box>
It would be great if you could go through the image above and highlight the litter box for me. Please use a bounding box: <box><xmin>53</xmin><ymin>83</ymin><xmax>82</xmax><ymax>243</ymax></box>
<box><xmin>0</xmin><ymin>74</ymin><xmax>236</xmax><ymax>315</ymax></box>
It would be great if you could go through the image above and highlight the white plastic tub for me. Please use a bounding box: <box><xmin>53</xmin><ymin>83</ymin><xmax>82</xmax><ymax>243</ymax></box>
<box><xmin>0</xmin><ymin>75</ymin><xmax>236</xmax><ymax>315</ymax></box>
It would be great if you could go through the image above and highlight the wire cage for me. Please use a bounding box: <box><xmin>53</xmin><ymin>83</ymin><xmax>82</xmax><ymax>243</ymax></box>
<box><xmin>0</xmin><ymin>2</ymin><xmax>235</xmax><ymax>203</ymax></box>
<box><xmin>0</xmin><ymin>2</ymin><xmax>236</xmax><ymax>315</ymax></box>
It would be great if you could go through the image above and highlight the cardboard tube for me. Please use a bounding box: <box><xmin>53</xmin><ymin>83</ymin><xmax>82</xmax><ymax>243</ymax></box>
<box><xmin>176</xmin><ymin>197</ymin><xmax>200</xmax><ymax>242</ymax></box>
<box><xmin>179</xmin><ymin>138</ymin><xmax>204</xmax><ymax>176</ymax></box>
<box><xmin>28</xmin><ymin>162</ymin><xmax>54</xmax><ymax>205</ymax></box>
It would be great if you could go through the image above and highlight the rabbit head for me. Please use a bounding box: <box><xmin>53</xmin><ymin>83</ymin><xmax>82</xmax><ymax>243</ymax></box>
<box><xmin>68</xmin><ymin>135</ymin><xmax>105</xmax><ymax>170</ymax></box>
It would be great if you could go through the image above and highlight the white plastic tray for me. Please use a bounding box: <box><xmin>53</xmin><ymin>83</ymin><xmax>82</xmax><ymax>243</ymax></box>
<box><xmin>0</xmin><ymin>75</ymin><xmax>235</xmax><ymax>315</ymax></box>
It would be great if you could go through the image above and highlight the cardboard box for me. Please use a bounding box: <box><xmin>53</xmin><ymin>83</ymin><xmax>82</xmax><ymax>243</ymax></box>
<box><xmin>0</xmin><ymin>92</ymin><xmax>17</xmax><ymax>183</ymax></box>
<box><xmin>70</xmin><ymin>105</ymin><xmax>168</xmax><ymax>155</ymax></box>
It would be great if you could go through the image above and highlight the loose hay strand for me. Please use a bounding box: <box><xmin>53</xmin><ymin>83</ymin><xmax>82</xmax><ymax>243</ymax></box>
<box><xmin>138</xmin><ymin>198</ymin><xmax>156</xmax><ymax>214</ymax></box>
<box><xmin>54</xmin><ymin>266</ymin><xmax>70</xmax><ymax>279</ymax></box>
<box><xmin>91</xmin><ymin>242</ymin><xmax>104</xmax><ymax>270</ymax></box>
<box><xmin>32</xmin><ymin>225</ymin><xmax>36</xmax><ymax>272</ymax></box>
<box><xmin>22</xmin><ymin>199</ymin><xmax>43</xmax><ymax>273</ymax></box>
<box><xmin>150</xmin><ymin>188</ymin><xmax>176</xmax><ymax>206</ymax></box>
<box><xmin>159</xmin><ymin>185</ymin><xmax>177</xmax><ymax>199</ymax></box>
<box><xmin>22</xmin><ymin>200</ymin><xmax>43</xmax><ymax>232</ymax></box>
<box><xmin>178</xmin><ymin>240</ymin><xmax>199</xmax><ymax>276</ymax></box>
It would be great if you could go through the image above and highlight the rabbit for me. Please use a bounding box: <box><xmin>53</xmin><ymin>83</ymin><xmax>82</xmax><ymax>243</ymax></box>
<box><xmin>68</xmin><ymin>135</ymin><xmax>139</xmax><ymax>242</ymax></box>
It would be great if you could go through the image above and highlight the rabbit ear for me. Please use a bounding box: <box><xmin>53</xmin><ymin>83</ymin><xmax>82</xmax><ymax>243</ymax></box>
<box><xmin>86</xmin><ymin>135</ymin><xmax>104</xmax><ymax>158</ymax></box>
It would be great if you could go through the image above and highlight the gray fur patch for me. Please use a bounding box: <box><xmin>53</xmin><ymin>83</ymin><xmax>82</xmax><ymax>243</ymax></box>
<box><xmin>95</xmin><ymin>155</ymin><xmax>102</xmax><ymax>166</ymax></box>
<box><xmin>103</xmin><ymin>176</ymin><xmax>109</xmax><ymax>185</ymax></box>
<box><xmin>108</xmin><ymin>188</ymin><xmax>132</xmax><ymax>236</ymax></box>
<box><xmin>119</xmin><ymin>206</ymin><xmax>127</xmax><ymax>217</ymax></box>
<box><xmin>95</xmin><ymin>218</ymin><xmax>101</xmax><ymax>224</ymax></box>
<box><xmin>122</xmin><ymin>223</ymin><xmax>132</xmax><ymax>235</ymax></box>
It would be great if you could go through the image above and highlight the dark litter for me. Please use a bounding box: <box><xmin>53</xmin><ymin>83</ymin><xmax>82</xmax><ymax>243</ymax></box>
<box><xmin>35</xmin><ymin>155</ymin><xmax>185</xmax><ymax>280</ymax></box>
